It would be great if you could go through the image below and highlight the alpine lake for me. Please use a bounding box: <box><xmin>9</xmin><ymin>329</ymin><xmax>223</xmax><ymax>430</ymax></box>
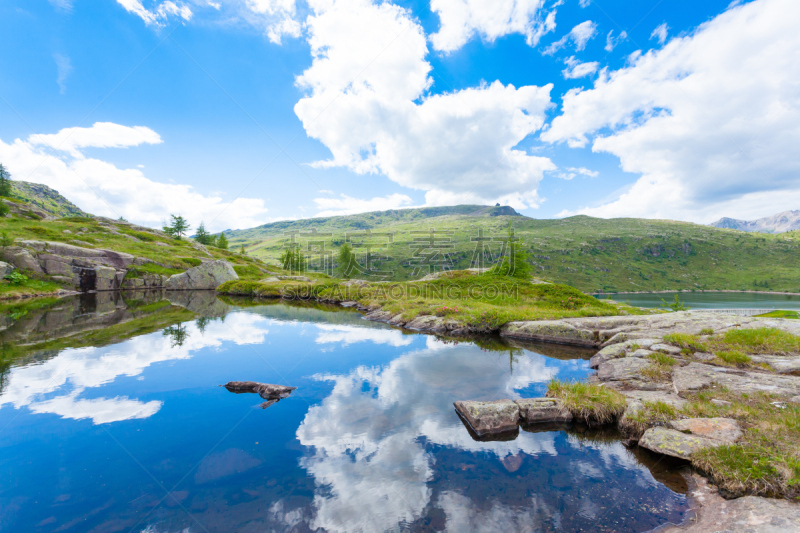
<box><xmin>0</xmin><ymin>291</ymin><xmax>692</xmax><ymax>532</ymax></box>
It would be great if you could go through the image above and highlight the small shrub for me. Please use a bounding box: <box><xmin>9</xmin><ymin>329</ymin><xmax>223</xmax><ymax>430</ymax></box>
<box><xmin>3</xmin><ymin>271</ymin><xmax>28</xmax><ymax>286</ymax></box>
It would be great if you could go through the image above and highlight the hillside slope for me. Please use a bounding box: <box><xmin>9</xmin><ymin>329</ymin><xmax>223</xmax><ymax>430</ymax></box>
<box><xmin>9</xmin><ymin>181</ymin><xmax>88</xmax><ymax>218</ymax></box>
<box><xmin>227</xmin><ymin>209</ymin><xmax>800</xmax><ymax>293</ymax></box>
<box><xmin>710</xmin><ymin>210</ymin><xmax>800</xmax><ymax>233</ymax></box>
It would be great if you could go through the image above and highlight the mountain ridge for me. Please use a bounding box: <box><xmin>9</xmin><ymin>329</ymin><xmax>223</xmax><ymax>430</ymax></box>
<box><xmin>709</xmin><ymin>210</ymin><xmax>800</xmax><ymax>233</ymax></box>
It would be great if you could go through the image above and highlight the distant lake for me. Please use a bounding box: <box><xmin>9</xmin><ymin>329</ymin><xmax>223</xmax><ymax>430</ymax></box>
<box><xmin>595</xmin><ymin>291</ymin><xmax>800</xmax><ymax>310</ymax></box>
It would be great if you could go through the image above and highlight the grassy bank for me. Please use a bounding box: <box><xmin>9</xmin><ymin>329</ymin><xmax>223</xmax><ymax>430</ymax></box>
<box><xmin>217</xmin><ymin>271</ymin><xmax>646</xmax><ymax>329</ymax></box>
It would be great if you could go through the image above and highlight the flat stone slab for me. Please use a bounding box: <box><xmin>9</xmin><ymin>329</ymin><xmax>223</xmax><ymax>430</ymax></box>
<box><xmin>651</xmin><ymin>343</ymin><xmax>682</xmax><ymax>355</ymax></box>
<box><xmin>750</xmin><ymin>354</ymin><xmax>800</xmax><ymax>374</ymax></box>
<box><xmin>622</xmin><ymin>390</ymin><xmax>687</xmax><ymax>409</ymax></box>
<box><xmin>454</xmin><ymin>400</ymin><xmax>519</xmax><ymax>436</ymax></box>
<box><xmin>597</xmin><ymin>357</ymin><xmax>652</xmax><ymax>381</ymax></box>
<box><xmin>673</xmin><ymin>362</ymin><xmax>800</xmax><ymax>396</ymax></box>
<box><xmin>671</xmin><ymin>417</ymin><xmax>742</xmax><ymax>444</ymax></box>
<box><xmin>500</xmin><ymin>320</ymin><xmax>598</xmax><ymax>347</ymax></box>
<box><xmin>515</xmin><ymin>398</ymin><xmax>572</xmax><ymax>424</ymax></box>
<box><xmin>639</xmin><ymin>427</ymin><xmax>719</xmax><ymax>459</ymax></box>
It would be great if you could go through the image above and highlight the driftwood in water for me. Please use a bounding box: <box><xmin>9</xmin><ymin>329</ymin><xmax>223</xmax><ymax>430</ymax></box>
<box><xmin>223</xmin><ymin>381</ymin><xmax>297</xmax><ymax>409</ymax></box>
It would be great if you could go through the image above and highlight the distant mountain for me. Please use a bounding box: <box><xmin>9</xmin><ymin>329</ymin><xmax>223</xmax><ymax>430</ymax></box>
<box><xmin>709</xmin><ymin>210</ymin><xmax>800</xmax><ymax>233</ymax></box>
<box><xmin>231</xmin><ymin>204</ymin><xmax>520</xmax><ymax>235</ymax></box>
<box><xmin>9</xmin><ymin>180</ymin><xmax>89</xmax><ymax>218</ymax></box>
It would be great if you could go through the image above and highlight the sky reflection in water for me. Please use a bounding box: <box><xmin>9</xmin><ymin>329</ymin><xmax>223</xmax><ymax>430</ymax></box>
<box><xmin>0</xmin><ymin>298</ymin><xmax>689</xmax><ymax>532</ymax></box>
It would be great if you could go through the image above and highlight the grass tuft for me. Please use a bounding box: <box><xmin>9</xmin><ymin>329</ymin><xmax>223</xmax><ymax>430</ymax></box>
<box><xmin>619</xmin><ymin>400</ymin><xmax>677</xmax><ymax>437</ymax></box>
<box><xmin>714</xmin><ymin>350</ymin><xmax>751</xmax><ymax>367</ymax></box>
<box><xmin>546</xmin><ymin>380</ymin><xmax>626</xmax><ymax>425</ymax></box>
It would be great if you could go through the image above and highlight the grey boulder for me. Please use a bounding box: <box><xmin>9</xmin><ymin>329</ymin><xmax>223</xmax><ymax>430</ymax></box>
<box><xmin>639</xmin><ymin>427</ymin><xmax>719</xmax><ymax>460</ymax></box>
<box><xmin>165</xmin><ymin>260</ymin><xmax>238</xmax><ymax>290</ymax></box>
<box><xmin>454</xmin><ymin>400</ymin><xmax>520</xmax><ymax>436</ymax></box>
<box><xmin>515</xmin><ymin>398</ymin><xmax>572</xmax><ymax>424</ymax></box>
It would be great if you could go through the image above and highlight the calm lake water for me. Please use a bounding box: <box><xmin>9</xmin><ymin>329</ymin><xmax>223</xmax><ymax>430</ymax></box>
<box><xmin>0</xmin><ymin>292</ymin><xmax>689</xmax><ymax>532</ymax></box>
<box><xmin>596</xmin><ymin>291</ymin><xmax>800</xmax><ymax>310</ymax></box>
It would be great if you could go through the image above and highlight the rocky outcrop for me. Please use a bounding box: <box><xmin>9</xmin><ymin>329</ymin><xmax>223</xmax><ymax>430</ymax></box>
<box><xmin>1</xmin><ymin>239</ymin><xmax>238</xmax><ymax>293</ymax></box>
<box><xmin>670</xmin><ymin>418</ymin><xmax>742</xmax><ymax>444</ymax></box>
<box><xmin>515</xmin><ymin>398</ymin><xmax>572</xmax><ymax>424</ymax></box>
<box><xmin>0</xmin><ymin>261</ymin><xmax>14</xmax><ymax>278</ymax></box>
<box><xmin>638</xmin><ymin>427</ymin><xmax>721</xmax><ymax>460</ymax></box>
<box><xmin>453</xmin><ymin>400</ymin><xmax>520</xmax><ymax>436</ymax></box>
<box><xmin>165</xmin><ymin>260</ymin><xmax>238</xmax><ymax>290</ymax></box>
<box><xmin>672</xmin><ymin>362</ymin><xmax>800</xmax><ymax>396</ymax></box>
<box><xmin>501</xmin><ymin>311</ymin><xmax>800</xmax><ymax>347</ymax></box>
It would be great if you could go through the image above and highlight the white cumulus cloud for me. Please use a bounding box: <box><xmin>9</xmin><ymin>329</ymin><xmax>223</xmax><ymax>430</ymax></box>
<box><xmin>313</xmin><ymin>193</ymin><xmax>414</xmax><ymax>217</ymax></box>
<box><xmin>116</xmin><ymin>0</ymin><xmax>193</xmax><ymax>26</ymax></box>
<box><xmin>543</xmin><ymin>20</ymin><xmax>596</xmax><ymax>55</ymax></box>
<box><xmin>0</xmin><ymin>122</ymin><xmax>269</xmax><ymax>231</ymax></box>
<box><xmin>295</xmin><ymin>0</ymin><xmax>555</xmax><ymax>210</ymax></box>
<box><xmin>430</xmin><ymin>0</ymin><xmax>556</xmax><ymax>53</ymax></box>
<box><xmin>562</xmin><ymin>56</ymin><xmax>599</xmax><ymax>79</ymax></box>
<box><xmin>544</xmin><ymin>0</ymin><xmax>800</xmax><ymax>222</ymax></box>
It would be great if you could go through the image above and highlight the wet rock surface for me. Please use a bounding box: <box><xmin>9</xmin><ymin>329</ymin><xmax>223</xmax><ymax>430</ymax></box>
<box><xmin>453</xmin><ymin>399</ymin><xmax>520</xmax><ymax>436</ymax></box>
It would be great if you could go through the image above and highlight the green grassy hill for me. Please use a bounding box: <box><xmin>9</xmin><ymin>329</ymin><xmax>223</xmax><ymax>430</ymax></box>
<box><xmin>9</xmin><ymin>181</ymin><xmax>88</xmax><ymax>217</ymax></box>
<box><xmin>225</xmin><ymin>207</ymin><xmax>800</xmax><ymax>293</ymax></box>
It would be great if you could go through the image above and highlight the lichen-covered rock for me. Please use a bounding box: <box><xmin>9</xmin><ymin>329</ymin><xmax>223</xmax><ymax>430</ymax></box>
<box><xmin>672</xmin><ymin>362</ymin><xmax>800</xmax><ymax>396</ymax></box>
<box><xmin>501</xmin><ymin>320</ymin><xmax>597</xmax><ymax>347</ymax></box>
<box><xmin>0</xmin><ymin>261</ymin><xmax>15</xmax><ymax>278</ymax></box>
<box><xmin>597</xmin><ymin>357</ymin><xmax>651</xmax><ymax>382</ymax></box>
<box><xmin>165</xmin><ymin>260</ymin><xmax>238</xmax><ymax>290</ymax></box>
<box><xmin>639</xmin><ymin>427</ymin><xmax>719</xmax><ymax>459</ymax></box>
<box><xmin>588</xmin><ymin>343</ymin><xmax>629</xmax><ymax>368</ymax></box>
<box><xmin>405</xmin><ymin>314</ymin><xmax>447</xmax><ymax>332</ymax></box>
<box><xmin>631</xmin><ymin>348</ymin><xmax>655</xmax><ymax>358</ymax></box>
<box><xmin>515</xmin><ymin>398</ymin><xmax>572</xmax><ymax>424</ymax></box>
<box><xmin>670</xmin><ymin>418</ymin><xmax>741</xmax><ymax>444</ymax></box>
<box><xmin>454</xmin><ymin>400</ymin><xmax>519</xmax><ymax>436</ymax></box>
<box><xmin>749</xmin><ymin>354</ymin><xmax>800</xmax><ymax>374</ymax></box>
<box><xmin>1</xmin><ymin>246</ymin><xmax>43</xmax><ymax>273</ymax></box>
<box><xmin>651</xmin><ymin>343</ymin><xmax>682</xmax><ymax>355</ymax></box>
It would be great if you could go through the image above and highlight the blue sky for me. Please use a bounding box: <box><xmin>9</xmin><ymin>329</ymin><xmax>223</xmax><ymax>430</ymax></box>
<box><xmin>1</xmin><ymin>0</ymin><xmax>797</xmax><ymax>231</ymax></box>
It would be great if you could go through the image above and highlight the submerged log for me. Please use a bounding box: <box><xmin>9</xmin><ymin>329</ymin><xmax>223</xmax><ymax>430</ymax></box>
<box><xmin>223</xmin><ymin>381</ymin><xmax>297</xmax><ymax>401</ymax></box>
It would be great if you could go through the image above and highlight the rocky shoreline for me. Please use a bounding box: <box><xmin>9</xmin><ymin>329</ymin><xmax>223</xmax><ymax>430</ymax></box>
<box><xmin>354</xmin><ymin>305</ymin><xmax>800</xmax><ymax>529</ymax></box>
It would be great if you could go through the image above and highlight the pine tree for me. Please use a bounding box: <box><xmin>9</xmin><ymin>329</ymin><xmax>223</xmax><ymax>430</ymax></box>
<box><xmin>0</xmin><ymin>163</ymin><xmax>12</xmax><ymax>197</ymax></box>
<box><xmin>217</xmin><ymin>232</ymin><xmax>229</xmax><ymax>249</ymax></box>
<box><xmin>195</xmin><ymin>221</ymin><xmax>211</xmax><ymax>245</ymax></box>
<box><xmin>165</xmin><ymin>214</ymin><xmax>190</xmax><ymax>239</ymax></box>
<box><xmin>337</xmin><ymin>242</ymin><xmax>355</xmax><ymax>278</ymax></box>
<box><xmin>239</xmin><ymin>244</ymin><xmax>246</xmax><ymax>255</ymax></box>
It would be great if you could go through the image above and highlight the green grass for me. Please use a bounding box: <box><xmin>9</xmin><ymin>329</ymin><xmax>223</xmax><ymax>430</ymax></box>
<box><xmin>0</xmin><ymin>276</ymin><xmax>64</xmax><ymax>299</ymax></box>
<box><xmin>714</xmin><ymin>350</ymin><xmax>752</xmax><ymax>367</ymax></box>
<box><xmin>663</xmin><ymin>328</ymin><xmax>800</xmax><ymax>359</ymax></box>
<box><xmin>754</xmin><ymin>310</ymin><xmax>799</xmax><ymax>319</ymax></box>
<box><xmin>218</xmin><ymin>271</ymin><xmax>639</xmax><ymax>330</ymax></box>
<box><xmin>546</xmin><ymin>380</ymin><xmax>627</xmax><ymax>425</ymax></box>
<box><xmin>619</xmin><ymin>400</ymin><xmax>678</xmax><ymax>437</ymax></box>
<box><xmin>681</xmin><ymin>390</ymin><xmax>800</xmax><ymax>498</ymax></box>
<box><xmin>126</xmin><ymin>263</ymin><xmax>183</xmax><ymax>277</ymax></box>
<box><xmin>699</xmin><ymin>327</ymin><xmax>715</xmax><ymax>335</ymax></box>
<box><xmin>641</xmin><ymin>353</ymin><xmax>678</xmax><ymax>381</ymax></box>
<box><xmin>222</xmin><ymin>206</ymin><xmax>800</xmax><ymax>293</ymax></box>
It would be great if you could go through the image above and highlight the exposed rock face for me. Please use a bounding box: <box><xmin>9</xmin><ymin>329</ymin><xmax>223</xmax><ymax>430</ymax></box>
<box><xmin>501</xmin><ymin>312</ymin><xmax>800</xmax><ymax>347</ymax></box>
<box><xmin>501</xmin><ymin>321</ymin><xmax>598</xmax><ymax>347</ymax></box>
<box><xmin>453</xmin><ymin>400</ymin><xmax>520</xmax><ymax>436</ymax></box>
<box><xmin>515</xmin><ymin>398</ymin><xmax>572</xmax><ymax>424</ymax></box>
<box><xmin>597</xmin><ymin>357</ymin><xmax>652</xmax><ymax>382</ymax></box>
<box><xmin>165</xmin><ymin>260</ymin><xmax>238</xmax><ymax>290</ymax></box>
<box><xmin>639</xmin><ymin>427</ymin><xmax>720</xmax><ymax>460</ymax></box>
<box><xmin>670</xmin><ymin>418</ymin><xmax>742</xmax><ymax>444</ymax></box>
<box><xmin>673</xmin><ymin>362</ymin><xmax>800</xmax><ymax>396</ymax></box>
<box><xmin>0</xmin><ymin>261</ymin><xmax>14</xmax><ymax>278</ymax></box>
